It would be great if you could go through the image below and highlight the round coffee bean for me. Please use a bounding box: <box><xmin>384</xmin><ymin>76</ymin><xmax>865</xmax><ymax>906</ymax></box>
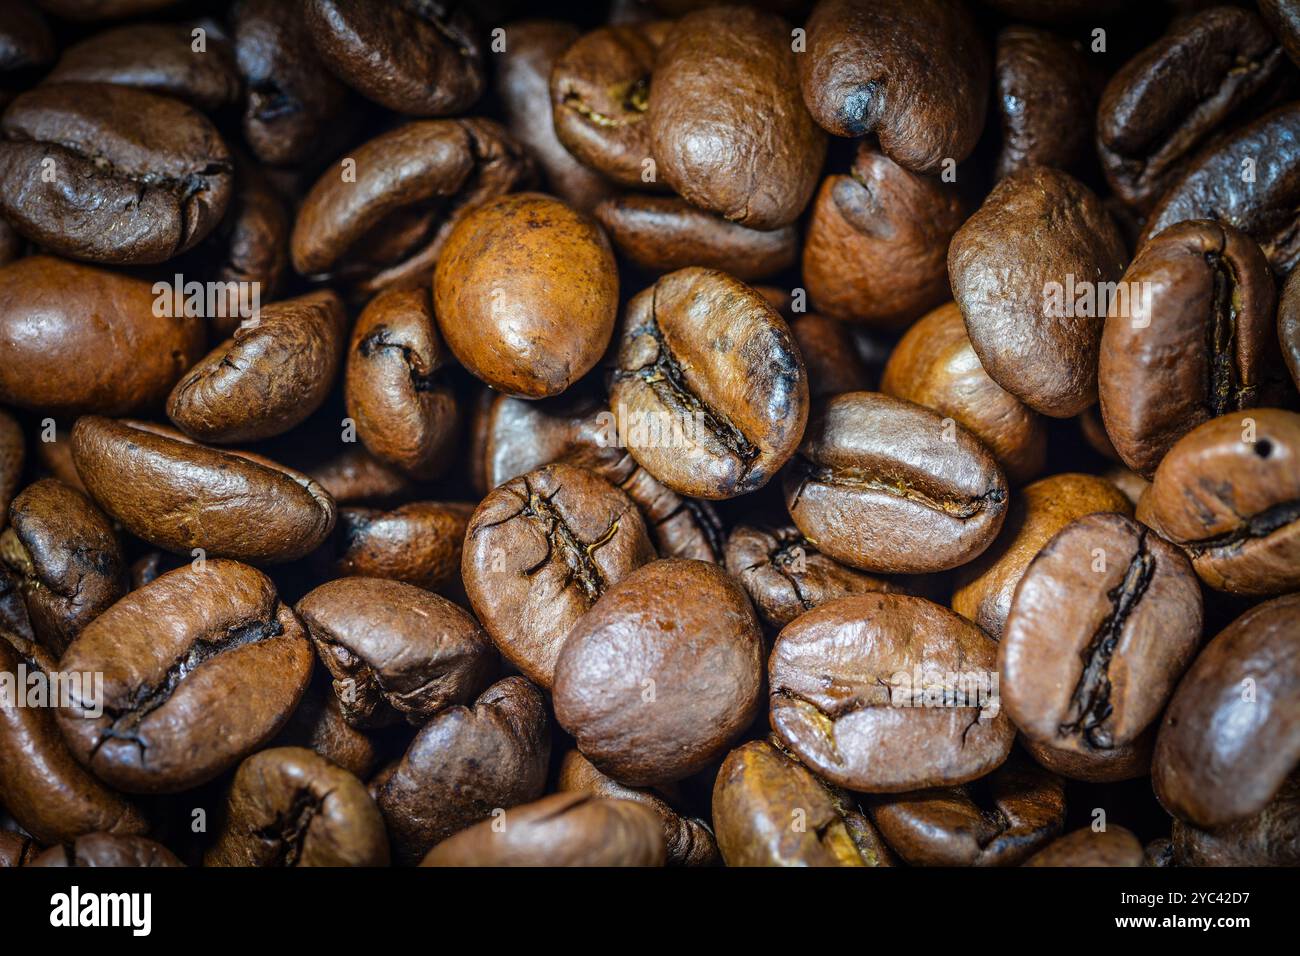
<box><xmin>1020</xmin><ymin>727</ymin><xmax>1154</xmax><ymax>784</ymax></box>
<box><xmin>1022</xmin><ymin>825</ymin><xmax>1143</xmax><ymax>867</ymax></box>
<box><xmin>330</xmin><ymin>501</ymin><xmax>473</xmax><ymax>594</ymax></box>
<box><xmin>1171</xmin><ymin>774</ymin><xmax>1300</xmax><ymax>866</ymax></box>
<box><xmin>29</xmin><ymin>833</ymin><xmax>181</xmax><ymax>868</ymax></box>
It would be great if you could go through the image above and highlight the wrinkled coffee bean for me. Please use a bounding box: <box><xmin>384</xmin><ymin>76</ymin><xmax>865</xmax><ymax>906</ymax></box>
<box><xmin>1171</xmin><ymin>774</ymin><xmax>1300</xmax><ymax>866</ymax></box>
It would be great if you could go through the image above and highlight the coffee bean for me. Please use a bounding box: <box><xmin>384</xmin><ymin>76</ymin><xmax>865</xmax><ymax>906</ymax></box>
<box><xmin>0</xmin><ymin>410</ymin><xmax>21</xmax><ymax>524</ymax></box>
<box><xmin>1283</xmin><ymin>265</ymin><xmax>1300</xmax><ymax>390</ymax></box>
<box><xmin>1019</xmin><ymin>727</ymin><xmax>1155</xmax><ymax>784</ymax></box>
<box><xmin>788</xmin><ymin>314</ymin><xmax>873</xmax><ymax>398</ymax></box>
<box><xmin>29</xmin><ymin>833</ymin><xmax>182</xmax><ymax>868</ymax></box>
<box><xmin>1171</xmin><ymin>774</ymin><xmax>1300</xmax><ymax>866</ymax></box>
<box><xmin>1022</xmin><ymin>825</ymin><xmax>1143</xmax><ymax>867</ymax></box>
<box><xmin>1261</xmin><ymin>0</ymin><xmax>1300</xmax><ymax>67</ymax></box>
<box><xmin>271</xmin><ymin>677</ymin><xmax>377</xmax><ymax>780</ymax></box>
<box><xmin>330</xmin><ymin>501</ymin><xmax>473</xmax><ymax>595</ymax></box>
<box><xmin>0</xmin><ymin>829</ymin><xmax>36</xmax><ymax>867</ymax></box>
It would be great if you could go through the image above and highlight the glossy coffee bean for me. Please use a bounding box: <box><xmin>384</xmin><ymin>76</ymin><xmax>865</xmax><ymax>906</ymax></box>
<box><xmin>0</xmin><ymin>628</ymin><xmax>148</xmax><ymax>844</ymax></box>
<box><xmin>421</xmin><ymin>793</ymin><xmax>666</xmax><ymax>867</ymax></box>
<box><xmin>950</xmin><ymin>167</ymin><xmax>1127</xmax><ymax>418</ymax></box>
<box><xmin>331</xmin><ymin>501</ymin><xmax>473</xmax><ymax>595</ymax></box>
<box><xmin>71</xmin><ymin>417</ymin><xmax>337</xmax><ymax>565</ymax></box>
<box><xmin>0</xmin><ymin>829</ymin><xmax>36</xmax><ymax>867</ymax></box>
<box><xmin>303</xmin><ymin>0</ymin><xmax>483</xmax><ymax>116</ymax></box>
<box><xmin>800</xmin><ymin>0</ymin><xmax>988</xmax><ymax>171</ymax></box>
<box><xmin>1020</xmin><ymin>727</ymin><xmax>1155</xmax><ymax>784</ymax></box>
<box><xmin>1137</xmin><ymin>409</ymin><xmax>1300</xmax><ymax>595</ymax></box>
<box><xmin>770</xmin><ymin>594</ymin><xmax>1014</xmax><ymax>793</ymax></box>
<box><xmin>435</xmin><ymin>192</ymin><xmax>617</xmax><ymax>398</ymax></box>
<box><xmin>205</xmin><ymin>747</ymin><xmax>388</xmax><ymax>867</ymax></box>
<box><xmin>803</xmin><ymin>143</ymin><xmax>963</xmax><ymax>329</ymax></box>
<box><xmin>29</xmin><ymin>833</ymin><xmax>182</xmax><ymax>868</ymax></box>
<box><xmin>0</xmin><ymin>256</ymin><xmax>204</xmax><ymax>416</ymax></box>
<box><xmin>1284</xmin><ymin>265</ymin><xmax>1300</xmax><ymax>389</ymax></box>
<box><xmin>0</xmin><ymin>83</ymin><xmax>231</xmax><ymax>265</ymax></box>
<box><xmin>882</xmin><ymin>302</ymin><xmax>1047</xmax><ymax>485</ymax></box>
<box><xmin>783</xmin><ymin>392</ymin><xmax>1008</xmax><ymax>574</ymax></box>
<box><xmin>296</xmin><ymin>576</ymin><xmax>495</xmax><ymax>729</ymax></box>
<box><xmin>297</xmin><ymin>446</ymin><xmax>414</xmax><ymax>507</ymax></box>
<box><xmin>555</xmin><ymin>559</ymin><xmax>764</xmax><ymax>786</ymax></box>
<box><xmin>650</xmin><ymin>6</ymin><xmax>825</xmax><ymax>229</ymax></box>
<box><xmin>952</xmin><ymin>473</ymin><xmax>1132</xmax><ymax>640</ymax></box>
<box><xmin>1171</xmin><ymin>774</ymin><xmax>1300</xmax><ymax>866</ymax></box>
<box><xmin>1153</xmin><ymin>593</ymin><xmax>1300</xmax><ymax>828</ymax></box>
<box><xmin>868</xmin><ymin>755</ymin><xmax>1066</xmax><ymax>867</ymax></box>
<box><xmin>1022</xmin><ymin>825</ymin><xmax>1143</xmax><ymax>867</ymax></box>
<box><xmin>1000</xmin><ymin>513</ymin><xmax>1203</xmax><ymax>755</ymax></box>
<box><xmin>168</xmin><ymin>290</ymin><xmax>347</xmax><ymax>444</ymax></box>
<box><xmin>1099</xmin><ymin>221</ymin><xmax>1284</xmax><ymax>477</ymax></box>
<box><xmin>712</xmin><ymin>739</ymin><xmax>893</xmax><ymax>867</ymax></box>
<box><xmin>378</xmin><ymin>677</ymin><xmax>550</xmax><ymax>866</ymax></box>
<box><xmin>56</xmin><ymin>560</ymin><xmax>313</xmax><ymax>793</ymax></box>
<box><xmin>608</xmin><ymin>267</ymin><xmax>808</xmax><ymax>499</ymax></box>
<box><xmin>463</xmin><ymin>462</ymin><xmax>655</xmax><ymax>689</ymax></box>
<box><xmin>1</xmin><ymin>479</ymin><xmax>125</xmax><ymax>655</ymax></box>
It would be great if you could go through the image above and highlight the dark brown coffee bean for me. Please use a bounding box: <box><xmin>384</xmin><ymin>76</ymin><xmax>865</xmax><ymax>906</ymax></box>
<box><xmin>0</xmin><ymin>83</ymin><xmax>232</xmax><ymax>265</ymax></box>
<box><xmin>344</xmin><ymin>288</ymin><xmax>458</xmax><ymax>479</ymax></box>
<box><xmin>953</xmin><ymin>473</ymin><xmax>1133</xmax><ymax>640</ymax></box>
<box><xmin>332</xmin><ymin>501</ymin><xmax>473</xmax><ymax>595</ymax></box>
<box><xmin>770</xmin><ymin>593</ymin><xmax>1014</xmax><ymax>792</ymax></box>
<box><xmin>205</xmin><ymin>747</ymin><xmax>388</xmax><ymax>867</ymax></box>
<box><xmin>0</xmin><ymin>828</ymin><xmax>36</xmax><ymax>867</ymax></box>
<box><xmin>1261</xmin><ymin>0</ymin><xmax>1300</xmax><ymax>67</ymax></box>
<box><xmin>555</xmin><ymin>559</ymin><xmax>763</xmax><ymax>786</ymax></box>
<box><xmin>1100</xmin><ymin>221</ymin><xmax>1285</xmax><ymax>477</ymax></box>
<box><xmin>800</xmin><ymin>0</ymin><xmax>988</xmax><ymax>172</ymax></box>
<box><xmin>1137</xmin><ymin>409</ymin><xmax>1300</xmax><ymax>595</ymax></box>
<box><xmin>1153</xmin><ymin>592</ymin><xmax>1300</xmax><ymax>828</ymax></box>
<box><xmin>950</xmin><ymin>167</ymin><xmax>1128</xmax><ymax>418</ymax></box>
<box><xmin>803</xmin><ymin>143</ymin><xmax>964</xmax><ymax>329</ymax></box>
<box><xmin>788</xmin><ymin>313</ymin><xmax>873</xmax><ymax>398</ymax></box>
<box><xmin>1020</xmin><ymin>726</ymin><xmax>1154</xmax><ymax>783</ymax></box>
<box><xmin>463</xmin><ymin>462</ymin><xmax>655</xmax><ymax>689</ymax></box>
<box><xmin>271</xmin><ymin>677</ymin><xmax>377</xmax><ymax>780</ymax></box>
<box><xmin>712</xmin><ymin>739</ymin><xmax>893</xmax><ymax>867</ymax></box>
<box><xmin>56</xmin><ymin>559</ymin><xmax>313</xmax><ymax>793</ymax></box>
<box><xmin>29</xmin><ymin>833</ymin><xmax>182</xmax><ymax>868</ymax></box>
<box><xmin>0</xmin><ymin>2</ymin><xmax>53</xmax><ymax>78</ymax></box>
<box><xmin>1284</xmin><ymin>264</ymin><xmax>1300</xmax><ymax>389</ymax></box>
<box><xmin>378</xmin><ymin>676</ymin><xmax>550</xmax><ymax>866</ymax></box>
<box><xmin>1144</xmin><ymin>837</ymin><xmax>1174</xmax><ymax>867</ymax></box>
<box><xmin>1022</xmin><ymin>825</ymin><xmax>1143</xmax><ymax>867</ymax></box>
<box><xmin>167</xmin><ymin>290</ymin><xmax>347</xmax><ymax>444</ymax></box>
<box><xmin>296</xmin><ymin>576</ymin><xmax>495</xmax><ymax>729</ymax></box>
<box><xmin>650</xmin><ymin>6</ymin><xmax>825</xmax><ymax>229</ymax></box>
<box><xmin>784</xmin><ymin>392</ymin><xmax>1008</xmax><ymax>574</ymax></box>
<box><xmin>71</xmin><ymin>416</ymin><xmax>337</xmax><ymax>565</ymax></box>
<box><xmin>0</xmin><ymin>628</ymin><xmax>148</xmax><ymax>844</ymax></box>
<box><xmin>421</xmin><ymin>793</ymin><xmax>666</xmax><ymax>867</ymax></box>
<box><xmin>609</xmin><ymin>268</ymin><xmax>808</xmax><ymax>499</ymax></box>
<box><xmin>1171</xmin><ymin>773</ymin><xmax>1300</xmax><ymax>866</ymax></box>
<box><xmin>0</xmin><ymin>410</ymin><xmax>23</xmax><ymax>528</ymax></box>
<box><xmin>0</xmin><ymin>256</ymin><xmax>204</xmax><ymax>416</ymax></box>
<box><xmin>883</xmin><ymin>302</ymin><xmax>1047</xmax><ymax>485</ymax></box>
<box><xmin>1</xmin><ymin>479</ymin><xmax>125</xmax><ymax>656</ymax></box>
<box><xmin>1000</xmin><ymin>513</ymin><xmax>1203</xmax><ymax>755</ymax></box>
<box><xmin>300</xmin><ymin>447</ymin><xmax>414</xmax><ymax>507</ymax></box>
<box><xmin>868</xmin><ymin>754</ymin><xmax>1065</xmax><ymax>867</ymax></box>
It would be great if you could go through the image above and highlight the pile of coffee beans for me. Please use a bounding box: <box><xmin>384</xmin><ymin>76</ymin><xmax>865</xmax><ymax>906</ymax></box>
<box><xmin>0</xmin><ymin>0</ymin><xmax>1298</xmax><ymax>869</ymax></box>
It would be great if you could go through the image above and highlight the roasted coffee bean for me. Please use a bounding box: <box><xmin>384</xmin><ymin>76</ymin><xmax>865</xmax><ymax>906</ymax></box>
<box><xmin>1153</xmin><ymin>593</ymin><xmax>1300</xmax><ymax>828</ymax></box>
<box><xmin>205</xmin><ymin>747</ymin><xmax>388</xmax><ymax>867</ymax></box>
<box><xmin>0</xmin><ymin>256</ymin><xmax>204</xmax><ymax>416</ymax></box>
<box><xmin>0</xmin><ymin>83</ymin><xmax>232</xmax><ymax>265</ymax></box>
<box><xmin>1099</xmin><ymin>221</ymin><xmax>1284</xmax><ymax>477</ymax></box>
<box><xmin>299</xmin><ymin>447</ymin><xmax>414</xmax><ymax>507</ymax></box>
<box><xmin>1000</xmin><ymin>513</ymin><xmax>1203</xmax><ymax>755</ymax></box>
<box><xmin>0</xmin><ymin>828</ymin><xmax>36</xmax><ymax>867</ymax></box>
<box><xmin>950</xmin><ymin>167</ymin><xmax>1128</xmax><ymax>418</ymax></box>
<box><xmin>378</xmin><ymin>677</ymin><xmax>550</xmax><ymax>866</ymax></box>
<box><xmin>45</xmin><ymin>20</ymin><xmax>241</xmax><ymax>112</ymax></box>
<box><xmin>0</xmin><ymin>410</ymin><xmax>22</xmax><ymax>528</ymax></box>
<box><xmin>803</xmin><ymin>143</ymin><xmax>964</xmax><ymax>329</ymax></box>
<box><xmin>868</xmin><ymin>755</ymin><xmax>1066</xmax><ymax>867</ymax></box>
<box><xmin>788</xmin><ymin>314</ymin><xmax>873</xmax><ymax>398</ymax></box>
<box><xmin>1137</xmin><ymin>409</ymin><xmax>1300</xmax><ymax>595</ymax></box>
<box><xmin>1020</xmin><ymin>727</ymin><xmax>1155</xmax><ymax>784</ymax></box>
<box><xmin>1098</xmin><ymin>7</ymin><xmax>1288</xmax><ymax>212</ymax></box>
<box><xmin>650</xmin><ymin>6</ymin><xmax>825</xmax><ymax>229</ymax></box>
<box><xmin>1261</xmin><ymin>0</ymin><xmax>1300</xmax><ymax>67</ymax></box>
<box><xmin>769</xmin><ymin>594</ymin><xmax>1014</xmax><ymax>792</ymax></box>
<box><xmin>463</xmin><ymin>462</ymin><xmax>655</xmax><ymax>689</ymax></box>
<box><xmin>421</xmin><ymin>793</ymin><xmax>666</xmax><ymax>867</ymax></box>
<box><xmin>292</xmin><ymin>119</ymin><xmax>531</xmax><ymax>296</ymax></box>
<box><xmin>1144</xmin><ymin>837</ymin><xmax>1174</xmax><ymax>867</ymax></box>
<box><xmin>1104</xmin><ymin>466</ymin><xmax>1150</xmax><ymax>510</ymax></box>
<box><xmin>344</xmin><ymin>288</ymin><xmax>457</xmax><ymax>479</ymax></box>
<box><xmin>29</xmin><ymin>833</ymin><xmax>182</xmax><ymax>868</ymax></box>
<box><xmin>71</xmin><ymin>417</ymin><xmax>337</xmax><ymax>565</ymax></box>
<box><xmin>724</xmin><ymin>523</ymin><xmax>898</xmax><ymax>629</ymax></box>
<box><xmin>304</xmin><ymin>0</ymin><xmax>483</xmax><ymax>117</ymax></box>
<box><xmin>1284</xmin><ymin>265</ymin><xmax>1300</xmax><ymax>389</ymax></box>
<box><xmin>1171</xmin><ymin>773</ymin><xmax>1300</xmax><ymax>866</ymax></box>
<box><xmin>712</xmin><ymin>739</ymin><xmax>893</xmax><ymax>867</ymax></box>
<box><xmin>953</xmin><ymin>473</ymin><xmax>1133</xmax><ymax>640</ymax></box>
<box><xmin>296</xmin><ymin>576</ymin><xmax>495</xmax><ymax>729</ymax></box>
<box><xmin>882</xmin><ymin>302</ymin><xmax>1047</xmax><ymax>485</ymax></box>
<box><xmin>1143</xmin><ymin>103</ymin><xmax>1300</xmax><ymax>275</ymax></box>
<box><xmin>799</xmin><ymin>0</ymin><xmax>988</xmax><ymax>172</ymax></box>
<box><xmin>608</xmin><ymin>267</ymin><xmax>808</xmax><ymax>499</ymax></box>
<box><xmin>784</xmin><ymin>392</ymin><xmax>1008</xmax><ymax>574</ymax></box>
<box><xmin>331</xmin><ymin>501</ymin><xmax>472</xmax><ymax>595</ymax></box>
<box><xmin>167</xmin><ymin>290</ymin><xmax>347</xmax><ymax>444</ymax></box>
<box><xmin>550</xmin><ymin>23</ymin><xmax>667</xmax><ymax>189</ymax></box>
<box><xmin>56</xmin><ymin>560</ymin><xmax>313</xmax><ymax>794</ymax></box>
<box><xmin>272</xmin><ymin>677</ymin><xmax>377</xmax><ymax>780</ymax></box>
<box><xmin>1</xmin><ymin>479</ymin><xmax>125</xmax><ymax>655</ymax></box>
<box><xmin>435</xmin><ymin>192</ymin><xmax>617</xmax><ymax>398</ymax></box>
<box><xmin>595</xmin><ymin>194</ymin><xmax>797</xmax><ymax>280</ymax></box>
<box><xmin>0</xmin><ymin>628</ymin><xmax>148</xmax><ymax>844</ymax></box>
<box><xmin>555</xmin><ymin>559</ymin><xmax>764</xmax><ymax>786</ymax></box>
<box><xmin>1022</xmin><ymin>825</ymin><xmax>1143</xmax><ymax>867</ymax></box>
<box><xmin>558</xmin><ymin>749</ymin><xmax>719</xmax><ymax>867</ymax></box>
